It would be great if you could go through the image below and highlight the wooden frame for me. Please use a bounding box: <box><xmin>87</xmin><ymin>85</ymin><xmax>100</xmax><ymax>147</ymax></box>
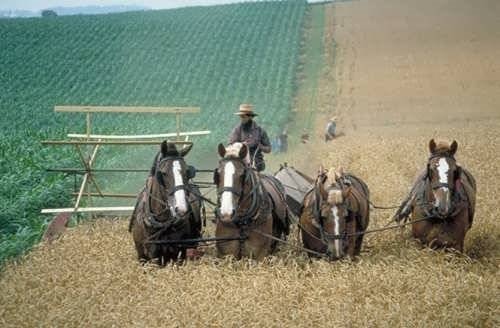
<box><xmin>42</xmin><ymin>105</ymin><xmax>210</xmax><ymax>215</ymax></box>
<box><xmin>67</xmin><ymin>130</ymin><xmax>210</xmax><ymax>140</ymax></box>
<box><xmin>41</xmin><ymin>206</ymin><xmax>135</xmax><ymax>214</ymax></box>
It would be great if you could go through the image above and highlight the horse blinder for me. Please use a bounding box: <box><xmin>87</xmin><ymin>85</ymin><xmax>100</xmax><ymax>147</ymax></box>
<box><xmin>156</xmin><ymin>170</ymin><xmax>166</xmax><ymax>188</ymax></box>
<box><xmin>213</xmin><ymin>169</ymin><xmax>220</xmax><ymax>185</ymax></box>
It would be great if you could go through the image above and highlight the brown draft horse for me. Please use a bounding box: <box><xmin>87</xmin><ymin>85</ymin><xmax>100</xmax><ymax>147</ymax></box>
<box><xmin>395</xmin><ymin>139</ymin><xmax>476</xmax><ymax>251</ymax></box>
<box><xmin>299</xmin><ymin>167</ymin><xmax>370</xmax><ymax>260</ymax></box>
<box><xmin>213</xmin><ymin>143</ymin><xmax>290</xmax><ymax>260</ymax></box>
<box><xmin>129</xmin><ymin>141</ymin><xmax>202</xmax><ymax>264</ymax></box>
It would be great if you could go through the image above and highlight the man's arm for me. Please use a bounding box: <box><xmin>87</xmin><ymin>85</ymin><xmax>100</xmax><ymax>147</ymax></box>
<box><xmin>228</xmin><ymin>126</ymin><xmax>240</xmax><ymax>144</ymax></box>
<box><xmin>259</xmin><ymin>129</ymin><xmax>272</xmax><ymax>153</ymax></box>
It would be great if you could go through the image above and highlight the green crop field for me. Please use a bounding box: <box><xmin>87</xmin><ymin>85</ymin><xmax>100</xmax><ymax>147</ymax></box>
<box><xmin>0</xmin><ymin>0</ymin><xmax>308</xmax><ymax>263</ymax></box>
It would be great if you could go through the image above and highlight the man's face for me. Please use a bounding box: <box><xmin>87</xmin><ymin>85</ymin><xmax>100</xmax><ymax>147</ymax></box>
<box><xmin>240</xmin><ymin>115</ymin><xmax>251</xmax><ymax>124</ymax></box>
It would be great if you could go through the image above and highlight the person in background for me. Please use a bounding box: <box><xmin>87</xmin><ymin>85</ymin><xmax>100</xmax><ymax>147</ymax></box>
<box><xmin>279</xmin><ymin>129</ymin><xmax>288</xmax><ymax>152</ymax></box>
<box><xmin>229</xmin><ymin>104</ymin><xmax>271</xmax><ymax>172</ymax></box>
<box><xmin>325</xmin><ymin>116</ymin><xmax>337</xmax><ymax>141</ymax></box>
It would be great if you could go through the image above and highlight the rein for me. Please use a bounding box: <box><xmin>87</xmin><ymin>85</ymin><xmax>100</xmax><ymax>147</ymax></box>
<box><xmin>419</xmin><ymin>154</ymin><xmax>467</xmax><ymax>219</ymax></box>
<box><xmin>298</xmin><ymin>215</ymin><xmax>436</xmax><ymax>245</ymax></box>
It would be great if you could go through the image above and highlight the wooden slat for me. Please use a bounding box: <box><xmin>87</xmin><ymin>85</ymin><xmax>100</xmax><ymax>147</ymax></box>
<box><xmin>72</xmin><ymin>192</ymin><xmax>137</xmax><ymax>198</ymax></box>
<box><xmin>41</xmin><ymin>140</ymin><xmax>192</xmax><ymax>145</ymax></box>
<box><xmin>41</xmin><ymin>206</ymin><xmax>135</xmax><ymax>214</ymax></box>
<box><xmin>47</xmin><ymin>168</ymin><xmax>149</xmax><ymax>173</ymax></box>
<box><xmin>67</xmin><ymin>130</ymin><xmax>211</xmax><ymax>140</ymax></box>
<box><xmin>55</xmin><ymin>106</ymin><xmax>200</xmax><ymax>114</ymax></box>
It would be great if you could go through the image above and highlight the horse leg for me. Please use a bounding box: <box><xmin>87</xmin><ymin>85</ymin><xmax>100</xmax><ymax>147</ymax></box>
<box><xmin>354</xmin><ymin>224</ymin><xmax>365</xmax><ymax>256</ymax></box>
<box><xmin>131</xmin><ymin>214</ymin><xmax>149</xmax><ymax>261</ymax></box>
<box><xmin>443</xmin><ymin>212</ymin><xmax>468</xmax><ymax>252</ymax></box>
<box><xmin>270</xmin><ymin>213</ymin><xmax>283</xmax><ymax>253</ymax></box>
<box><xmin>215</xmin><ymin>223</ymin><xmax>241</xmax><ymax>258</ymax></box>
<box><xmin>346</xmin><ymin>217</ymin><xmax>357</xmax><ymax>257</ymax></box>
<box><xmin>411</xmin><ymin>211</ymin><xmax>436</xmax><ymax>247</ymax></box>
<box><xmin>179</xmin><ymin>248</ymin><xmax>187</xmax><ymax>262</ymax></box>
<box><xmin>354</xmin><ymin>212</ymin><xmax>369</xmax><ymax>256</ymax></box>
<box><xmin>245</xmin><ymin>216</ymin><xmax>273</xmax><ymax>260</ymax></box>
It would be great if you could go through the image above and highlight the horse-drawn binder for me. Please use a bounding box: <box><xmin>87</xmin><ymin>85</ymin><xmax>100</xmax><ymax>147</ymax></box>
<box><xmin>274</xmin><ymin>164</ymin><xmax>314</xmax><ymax>218</ymax></box>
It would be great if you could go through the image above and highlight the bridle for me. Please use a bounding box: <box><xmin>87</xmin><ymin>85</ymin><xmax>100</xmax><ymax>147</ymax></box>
<box><xmin>215</xmin><ymin>158</ymin><xmax>266</xmax><ymax>227</ymax></box>
<box><xmin>311</xmin><ymin>173</ymin><xmax>351</xmax><ymax>247</ymax></box>
<box><xmin>422</xmin><ymin>153</ymin><xmax>465</xmax><ymax>219</ymax></box>
<box><xmin>146</xmin><ymin>156</ymin><xmax>192</xmax><ymax>231</ymax></box>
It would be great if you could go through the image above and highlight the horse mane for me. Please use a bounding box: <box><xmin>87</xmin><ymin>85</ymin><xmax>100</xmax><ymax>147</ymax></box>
<box><xmin>225</xmin><ymin>142</ymin><xmax>251</xmax><ymax>165</ymax></box>
<box><xmin>325</xmin><ymin>167</ymin><xmax>344</xmax><ymax>204</ymax></box>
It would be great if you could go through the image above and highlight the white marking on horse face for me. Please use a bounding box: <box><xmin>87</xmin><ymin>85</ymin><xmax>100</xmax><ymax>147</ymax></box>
<box><xmin>327</xmin><ymin>189</ymin><xmax>343</xmax><ymax>205</ymax></box>
<box><xmin>332</xmin><ymin>206</ymin><xmax>341</xmax><ymax>258</ymax></box>
<box><xmin>437</xmin><ymin>158</ymin><xmax>450</xmax><ymax>184</ymax></box>
<box><xmin>225</xmin><ymin>142</ymin><xmax>250</xmax><ymax>165</ymax></box>
<box><xmin>434</xmin><ymin>196</ymin><xmax>440</xmax><ymax>208</ymax></box>
<box><xmin>434</xmin><ymin>158</ymin><xmax>451</xmax><ymax>209</ymax></box>
<box><xmin>220</xmin><ymin>161</ymin><xmax>235</xmax><ymax>216</ymax></box>
<box><xmin>172</xmin><ymin>161</ymin><xmax>187</xmax><ymax>214</ymax></box>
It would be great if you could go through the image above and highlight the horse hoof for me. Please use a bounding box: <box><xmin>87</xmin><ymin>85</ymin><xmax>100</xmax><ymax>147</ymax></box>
<box><xmin>429</xmin><ymin>238</ymin><xmax>439</xmax><ymax>249</ymax></box>
<box><xmin>187</xmin><ymin>248</ymin><xmax>204</xmax><ymax>260</ymax></box>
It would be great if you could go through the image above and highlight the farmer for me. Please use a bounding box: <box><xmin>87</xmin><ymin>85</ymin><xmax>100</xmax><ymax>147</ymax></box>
<box><xmin>325</xmin><ymin>116</ymin><xmax>337</xmax><ymax>141</ymax></box>
<box><xmin>229</xmin><ymin>104</ymin><xmax>271</xmax><ymax>172</ymax></box>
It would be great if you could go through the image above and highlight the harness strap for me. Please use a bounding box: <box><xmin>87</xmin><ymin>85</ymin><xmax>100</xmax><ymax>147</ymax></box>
<box><xmin>219</xmin><ymin>186</ymin><xmax>242</xmax><ymax>197</ymax></box>
<box><xmin>168</xmin><ymin>184</ymin><xmax>188</xmax><ymax>196</ymax></box>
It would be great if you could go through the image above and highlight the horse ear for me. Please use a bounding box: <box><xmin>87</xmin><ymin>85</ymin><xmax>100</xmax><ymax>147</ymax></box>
<box><xmin>160</xmin><ymin>140</ymin><xmax>173</xmax><ymax>156</ymax></box>
<box><xmin>429</xmin><ymin>139</ymin><xmax>437</xmax><ymax>154</ymax></box>
<box><xmin>317</xmin><ymin>174</ymin><xmax>327</xmax><ymax>199</ymax></box>
<box><xmin>335</xmin><ymin>166</ymin><xmax>344</xmax><ymax>179</ymax></box>
<box><xmin>161</xmin><ymin>140</ymin><xmax>168</xmax><ymax>156</ymax></box>
<box><xmin>450</xmin><ymin>140</ymin><xmax>458</xmax><ymax>156</ymax></box>
<box><xmin>179</xmin><ymin>143</ymin><xmax>193</xmax><ymax>157</ymax></box>
<box><xmin>218</xmin><ymin>143</ymin><xmax>226</xmax><ymax>158</ymax></box>
<box><xmin>161</xmin><ymin>141</ymin><xmax>178</xmax><ymax>157</ymax></box>
<box><xmin>337</xmin><ymin>166</ymin><xmax>344</xmax><ymax>174</ymax></box>
<box><xmin>239</xmin><ymin>144</ymin><xmax>248</xmax><ymax>159</ymax></box>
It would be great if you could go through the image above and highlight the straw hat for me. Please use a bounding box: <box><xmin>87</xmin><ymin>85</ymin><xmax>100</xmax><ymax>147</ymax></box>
<box><xmin>234</xmin><ymin>104</ymin><xmax>258</xmax><ymax>116</ymax></box>
<box><xmin>330</xmin><ymin>116</ymin><xmax>337</xmax><ymax>122</ymax></box>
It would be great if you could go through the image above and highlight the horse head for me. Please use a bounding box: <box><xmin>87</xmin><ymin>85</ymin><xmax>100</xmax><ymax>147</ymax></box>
<box><xmin>426</xmin><ymin>139</ymin><xmax>461</xmax><ymax>218</ymax></box>
<box><xmin>152</xmin><ymin>141</ymin><xmax>193</xmax><ymax>218</ymax></box>
<box><xmin>314</xmin><ymin>166</ymin><xmax>352</xmax><ymax>260</ymax></box>
<box><xmin>214</xmin><ymin>142</ymin><xmax>252</xmax><ymax>224</ymax></box>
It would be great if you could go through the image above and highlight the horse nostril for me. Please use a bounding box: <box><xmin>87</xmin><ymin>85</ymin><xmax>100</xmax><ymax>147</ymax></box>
<box><xmin>437</xmin><ymin>205</ymin><xmax>448</xmax><ymax>217</ymax></box>
<box><xmin>175</xmin><ymin>206</ymin><xmax>187</xmax><ymax>215</ymax></box>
